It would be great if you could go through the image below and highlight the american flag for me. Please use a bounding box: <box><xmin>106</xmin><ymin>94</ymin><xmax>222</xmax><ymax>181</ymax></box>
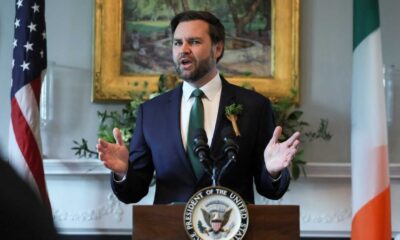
<box><xmin>9</xmin><ymin>0</ymin><xmax>51</xmax><ymax>208</ymax></box>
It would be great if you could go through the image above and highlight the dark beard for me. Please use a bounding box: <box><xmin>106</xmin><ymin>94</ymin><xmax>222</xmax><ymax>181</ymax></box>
<box><xmin>174</xmin><ymin>51</ymin><xmax>215</xmax><ymax>83</ymax></box>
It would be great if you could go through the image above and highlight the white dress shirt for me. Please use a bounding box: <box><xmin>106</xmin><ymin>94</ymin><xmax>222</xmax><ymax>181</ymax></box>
<box><xmin>180</xmin><ymin>73</ymin><xmax>222</xmax><ymax>150</ymax></box>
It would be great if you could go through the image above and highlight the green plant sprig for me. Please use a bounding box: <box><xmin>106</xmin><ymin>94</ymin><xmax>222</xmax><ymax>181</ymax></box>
<box><xmin>225</xmin><ymin>103</ymin><xmax>244</xmax><ymax>136</ymax></box>
<box><xmin>71</xmin><ymin>138</ymin><xmax>98</xmax><ymax>158</ymax></box>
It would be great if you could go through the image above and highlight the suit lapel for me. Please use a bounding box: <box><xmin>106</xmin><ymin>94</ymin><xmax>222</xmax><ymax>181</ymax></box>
<box><xmin>210</xmin><ymin>77</ymin><xmax>236</xmax><ymax>155</ymax></box>
<box><xmin>167</xmin><ymin>86</ymin><xmax>198</xmax><ymax>181</ymax></box>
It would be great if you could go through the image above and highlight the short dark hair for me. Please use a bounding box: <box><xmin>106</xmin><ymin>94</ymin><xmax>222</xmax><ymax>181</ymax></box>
<box><xmin>170</xmin><ymin>10</ymin><xmax>225</xmax><ymax>62</ymax></box>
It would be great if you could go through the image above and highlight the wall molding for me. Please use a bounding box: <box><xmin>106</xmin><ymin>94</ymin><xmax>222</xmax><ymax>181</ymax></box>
<box><xmin>44</xmin><ymin>159</ymin><xmax>400</xmax><ymax>178</ymax></box>
<box><xmin>53</xmin><ymin>193</ymin><xmax>124</xmax><ymax>222</ymax></box>
<box><xmin>44</xmin><ymin>159</ymin><xmax>109</xmax><ymax>175</ymax></box>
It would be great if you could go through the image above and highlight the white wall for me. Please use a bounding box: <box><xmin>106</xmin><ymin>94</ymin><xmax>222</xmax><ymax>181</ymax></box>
<box><xmin>301</xmin><ymin>0</ymin><xmax>353</xmax><ymax>164</ymax></box>
<box><xmin>0</xmin><ymin>1</ymin><xmax>15</xmax><ymax>157</ymax></box>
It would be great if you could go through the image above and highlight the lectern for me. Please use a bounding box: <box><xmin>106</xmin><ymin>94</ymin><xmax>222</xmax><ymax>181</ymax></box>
<box><xmin>132</xmin><ymin>204</ymin><xmax>299</xmax><ymax>240</ymax></box>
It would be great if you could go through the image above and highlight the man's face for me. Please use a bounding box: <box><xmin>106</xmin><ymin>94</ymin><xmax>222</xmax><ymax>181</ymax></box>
<box><xmin>172</xmin><ymin>20</ymin><xmax>222</xmax><ymax>84</ymax></box>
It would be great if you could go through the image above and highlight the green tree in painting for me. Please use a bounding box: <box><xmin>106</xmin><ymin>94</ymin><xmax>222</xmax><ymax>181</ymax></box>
<box><xmin>122</xmin><ymin>0</ymin><xmax>273</xmax><ymax>77</ymax></box>
<box><xmin>226</xmin><ymin>0</ymin><xmax>267</xmax><ymax>36</ymax></box>
<box><xmin>124</xmin><ymin>0</ymin><xmax>271</xmax><ymax>36</ymax></box>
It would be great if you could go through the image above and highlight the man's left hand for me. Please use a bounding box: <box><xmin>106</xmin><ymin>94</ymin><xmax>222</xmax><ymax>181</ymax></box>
<box><xmin>264</xmin><ymin>126</ymin><xmax>300</xmax><ymax>178</ymax></box>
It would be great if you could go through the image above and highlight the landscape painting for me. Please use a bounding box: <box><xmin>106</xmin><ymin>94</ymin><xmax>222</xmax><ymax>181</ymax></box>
<box><xmin>121</xmin><ymin>0</ymin><xmax>272</xmax><ymax>77</ymax></box>
<box><xmin>93</xmin><ymin>0</ymin><xmax>299</xmax><ymax>102</ymax></box>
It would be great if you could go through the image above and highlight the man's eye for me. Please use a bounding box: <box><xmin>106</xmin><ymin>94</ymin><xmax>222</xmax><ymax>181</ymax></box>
<box><xmin>173</xmin><ymin>41</ymin><xmax>182</xmax><ymax>46</ymax></box>
<box><xmin>190</xmin><ymin>40</ymin><xmax>200</xmax><ymax>45</ymax></box>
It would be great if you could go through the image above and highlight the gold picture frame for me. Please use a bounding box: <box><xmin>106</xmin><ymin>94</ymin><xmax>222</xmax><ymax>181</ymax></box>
<box><xmin>92</xmin><ymin>0</ymin><xmax>299</xmax><ymax>102</ymax></box>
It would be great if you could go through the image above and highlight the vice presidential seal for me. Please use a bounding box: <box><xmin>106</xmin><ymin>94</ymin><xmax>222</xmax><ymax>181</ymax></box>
<box><xmin>183</xmin><ymin>186</ymin><xmax>249</xmax><ymax>240</ymax></box>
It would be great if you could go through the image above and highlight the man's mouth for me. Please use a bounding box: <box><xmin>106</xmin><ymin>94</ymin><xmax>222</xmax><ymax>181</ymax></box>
<box><xmin>180</xmin><ymin>58</ymin><xmax>193</xmax><ymax>69</ymax></box>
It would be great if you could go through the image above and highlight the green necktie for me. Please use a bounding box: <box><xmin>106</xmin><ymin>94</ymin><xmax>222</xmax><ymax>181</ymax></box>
<box><xmin>187</xmin><ymin>89</ymin><xmax>205</xmax><ymax>180</ymax></box>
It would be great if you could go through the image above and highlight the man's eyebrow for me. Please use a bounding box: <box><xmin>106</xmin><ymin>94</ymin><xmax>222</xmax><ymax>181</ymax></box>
<box><xmin>188</xmin><ymin>37</ymin><xmax>202</xmax><ymax>41</ymax></box>
<box><xmin>173</xmin><ymin>37</ymin><xmax>202</xmax><ymax>41</ymax></box>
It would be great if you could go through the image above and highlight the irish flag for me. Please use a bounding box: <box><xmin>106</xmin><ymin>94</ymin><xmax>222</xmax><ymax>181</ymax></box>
<box><xmin>351</xmin><ymin>0</ymin><xmax>392</xmax><ymax>239</ymax></box>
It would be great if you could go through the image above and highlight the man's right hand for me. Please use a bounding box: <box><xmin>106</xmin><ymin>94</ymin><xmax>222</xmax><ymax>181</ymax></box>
<box><xmin>96</xmin><ymin>128</ymin><xmax>129</xmax><ymax>176</ymax></box>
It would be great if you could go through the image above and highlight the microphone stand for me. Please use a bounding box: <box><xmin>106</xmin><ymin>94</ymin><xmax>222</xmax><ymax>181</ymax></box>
<box><xmin>194</xmin><ymin>152</ymin><xmax>238</xmax><ymax>187</ymax></box>
<box><xmin>195</xmin><ymin>149</ymin><xmax>219</xmax><ymax>187</ymax></box>
<box><xmin>192</xmin><ymin>128</ymin><xmax>238</xmax><ymax>187</ymax></box>
<box><xmin>205</xmin><ymin>151</ymin><xmax>237</xmax><ymax>186</ymax></box>
<box><xmin>216</xmin><ymin>154</ymin><xmax>236</xmax><ymax>186</ymax></box>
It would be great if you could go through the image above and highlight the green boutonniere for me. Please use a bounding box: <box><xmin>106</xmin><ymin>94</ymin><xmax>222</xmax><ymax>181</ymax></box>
<box><xmin>225</xmin><ymin>103</ymin><xmax>244</xmax><ymax>136</ymax></box>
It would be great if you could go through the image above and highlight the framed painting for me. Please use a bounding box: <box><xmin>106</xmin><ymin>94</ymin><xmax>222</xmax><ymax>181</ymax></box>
<box><xmin>92</xmin><ymin>0</ymin><xmax>299</xmax><ymax>102</ymax></box>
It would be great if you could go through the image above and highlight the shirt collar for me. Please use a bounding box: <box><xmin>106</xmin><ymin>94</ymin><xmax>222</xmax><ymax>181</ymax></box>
<box><xmin>182</xmin><ymin>73</ymin><xmax>222</xmax><ymax>102</ymax></box>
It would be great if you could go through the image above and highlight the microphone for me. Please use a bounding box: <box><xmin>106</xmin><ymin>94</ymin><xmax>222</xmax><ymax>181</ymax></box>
<box><xmin>192</xmin><ymin>128</ymin><xmax>210</xmax><ymax>163</ymax></box>
<box><xmin>222</xmin><ymin>127</ymin><xmax>239</xmax><ymax>162</ymax></box>
<box><xmin>217</xmin><ymin>127</ymin><xmax>239</xmax><ymax>185</ymax></box>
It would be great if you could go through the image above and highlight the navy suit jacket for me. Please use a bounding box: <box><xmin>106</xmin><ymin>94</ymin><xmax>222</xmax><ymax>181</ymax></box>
<box><xmin>111</xmin><ymin>77</ymin><xmax>290</xmax><ymax>204</ymax></box>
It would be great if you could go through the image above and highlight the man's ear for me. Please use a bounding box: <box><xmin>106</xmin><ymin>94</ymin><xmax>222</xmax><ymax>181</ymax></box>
<box><xmin>214</xmin><ymin>41</ymin><xmax>224</xmax><ymax>59</ymax></box>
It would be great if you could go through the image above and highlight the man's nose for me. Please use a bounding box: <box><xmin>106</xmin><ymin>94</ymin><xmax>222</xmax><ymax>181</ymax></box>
<box><xmin>181</xmin><ymin>42</ymin><xmax>191</xmax><ymax>54</ymax></box>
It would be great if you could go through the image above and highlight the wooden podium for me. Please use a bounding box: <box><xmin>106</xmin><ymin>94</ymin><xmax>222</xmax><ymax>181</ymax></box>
<box><xmin>132</xmin><ymin>204</ymin><xmax>299</xmax><ymax>240</ymax></box>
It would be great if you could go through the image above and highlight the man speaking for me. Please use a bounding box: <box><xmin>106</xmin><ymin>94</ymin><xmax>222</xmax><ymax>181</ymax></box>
<box><xmin>97</xmin><ymin>11</ymin><xmax>300</xmax><ymax>204</ymax></box>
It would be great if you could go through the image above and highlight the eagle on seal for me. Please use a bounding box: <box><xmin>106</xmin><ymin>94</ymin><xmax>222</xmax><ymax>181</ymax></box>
<box><xmin>199</xmin><ymin>207</ymin><xmax>233</xmax><ymax>235</ymax></box>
